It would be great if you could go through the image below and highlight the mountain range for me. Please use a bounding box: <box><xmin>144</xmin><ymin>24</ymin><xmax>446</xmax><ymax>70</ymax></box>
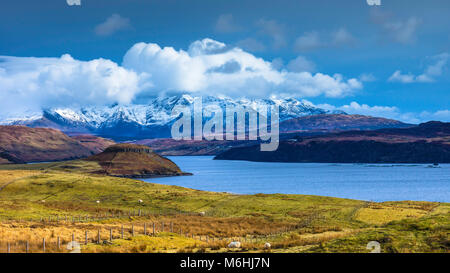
<box><xmin>2</xmin><ymin>95</ymin><xmax>350</xmax><ymax>139</ymax></box>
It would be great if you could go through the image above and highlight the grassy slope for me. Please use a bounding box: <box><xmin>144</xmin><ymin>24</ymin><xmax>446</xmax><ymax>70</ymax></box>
<box><xmin>0</xmin><ymin>160</ymin><xmax>448</xmax><ymax>253</ymax></box>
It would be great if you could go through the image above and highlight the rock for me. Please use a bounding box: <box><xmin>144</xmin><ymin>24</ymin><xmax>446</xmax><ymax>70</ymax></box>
<box><xmin>228</xmin><ymin>242</ymin><xmax>241</xmax><ymax>248</ymax></box>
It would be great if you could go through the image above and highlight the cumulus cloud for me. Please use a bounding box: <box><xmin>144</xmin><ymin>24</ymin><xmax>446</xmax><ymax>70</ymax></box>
<box><xmin>0</xmin><ymin>38</ymin><xmax>363</xmax><ymax>117</ymax></box>
<box><xmin>389</xmin><ymin>53</ymin><xmax>449</xmax><ymax>83</ymax></box>
<box><xmin>215</xmin><ymin>14</ymin><xmax>241</xmax><ymax>33</ymax></box>
<box><xmin>0</xmin><ymin>54</ymin><xmax>142</xmax><ymax>115</ymax></box>
<box><xmin>95</xmin><ymin>14</ymin><xmax>131</xmax><ymax>36</ymax></box>
<box><xmin>122</xmin><ymin>38</ymin><xmax>362</xmax><ymax>98</ymax></box>
<box><xmin>303</xmin><ymin>100</ymin><xmax>450</xmax><ymax>123</ymax></box>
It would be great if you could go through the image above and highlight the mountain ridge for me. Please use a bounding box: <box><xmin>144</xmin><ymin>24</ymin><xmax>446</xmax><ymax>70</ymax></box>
<box><xmin>2</xmin><ymin>95</ymin><xmax>346</xmax><ymax>139</ymax></box>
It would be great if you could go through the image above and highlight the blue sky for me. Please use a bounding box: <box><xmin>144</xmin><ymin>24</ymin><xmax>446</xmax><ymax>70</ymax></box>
<box><xmin>0</xmin><ymin>0</ymin><xmax>449</xmax><ymax>123</ymax></box>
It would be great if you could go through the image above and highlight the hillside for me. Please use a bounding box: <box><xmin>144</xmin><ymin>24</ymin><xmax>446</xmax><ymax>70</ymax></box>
<box><xmin>0</xmin><ymin>126</ymin><xmax>111</xmax><ymax>164</ymax></box>
<box><xmin>84</xmin><ymin>143</ymin><xmax>189</xmax><ymax>178</ymax></box>
<box><xmin>215</xmin><ymin>122</ymin><xmax>450</xmax><ymax>163</ymax></box>
<box><xmin>279</xmin><ymin>114</ymin><xmax>413</xmax><ymax>132</ymax></box>
<box><xmin>71</xmin><ymin>135</ymin><xmax>116</xmax><ymax>154</ymax></box>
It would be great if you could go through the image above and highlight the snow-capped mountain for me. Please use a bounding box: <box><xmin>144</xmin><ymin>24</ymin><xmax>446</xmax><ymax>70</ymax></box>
<box><xmin>2</xmin><ymin>95</ymin><xmax>344</xmax><ymax>139</ymax></box>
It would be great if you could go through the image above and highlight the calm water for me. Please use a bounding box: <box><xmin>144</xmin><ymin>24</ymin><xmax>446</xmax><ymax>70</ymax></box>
<box><xmin>141</xmin><ymin>156</ymin><xmax>450</xmax><ymax>202</ymax></box>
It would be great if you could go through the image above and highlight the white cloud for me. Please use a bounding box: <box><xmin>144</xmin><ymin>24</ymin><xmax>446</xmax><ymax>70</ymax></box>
<box><xmin>95</xmin><ymin>14</ymin><xmax>131</xmax><ymax>37</ymax></box>
<box><xmin>0</xmin><ymin>54</ymin><xmax>143</xmax><ymax>115</ymax></box>
<box><xmin>215</xmin><ymin>14</ymin><xmax>241</xmax><ymax>33</ymax></box>
<box><xmin>389</xmin><ymin>53</ymin><xmax>449</xmax><ymax>83</ymax></box>
<box><xmin>286</xmin><ymin>56</ymin><xmax>316</xmax><ymax>73</ymax></box>
<box><xmin>304</xmin><ymin>100</ymin><xmax>450</xmax><ymax>124</ymax></box>
<box><xmin>388</xmin><ymin>70</ymin><xmax>416</xmax><ymax>83</ymax></box>
<box><xmin>0</xmin><ymin>38</ymin><xmax>363</xmax><ymax>117</ymax></box>
<box><xmin>66</xmin><ymin>0</ymin><xmax>81</xmax><ymax>6</ymax></box>
<box><xmin>122</xmin><ymin>38</ymin><xmax>362</xmax><ymax>98</ymax></box>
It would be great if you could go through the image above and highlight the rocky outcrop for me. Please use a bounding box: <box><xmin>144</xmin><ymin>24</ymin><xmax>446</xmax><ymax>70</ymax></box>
<box><xmin>85</xmin><ymin>144</ymin><xmax>190</xmax><ymax>178</ymax></box>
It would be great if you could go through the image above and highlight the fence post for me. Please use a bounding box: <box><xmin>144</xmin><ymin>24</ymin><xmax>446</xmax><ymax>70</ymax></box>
<box><xmin>162</xmin><ymin>222</ymin><xmax>164</xmax><ymax>232</ymax></box>
<box><xmin>26</xmin><ymin>241</ymin><xmax>29</xmax><ymax>253</ymax></box>
<box><xmin>144</xmin><ymin>223</ymin><xmax>147</xmax><ymax>235</ymax></box>
<box><xmin>85</xmin><ymin>231</ymin><xmax>88</xmax><ymax>245</ymax></box>
<box><xmin>132</xmin><ymin>225</ymin><xmax>135</xmax><ymax>237</ymax></box>
<box><xmin>121</xmin><ymin>225</ymin><xmax>124</xmax><ymax>239</ymax></box>
<box><xmin>139</xmin><ymin>209</ymin><xmax>141</xmax><ymax>217</ymax></box>
<box><xmin>97</xmin><ymin>230</ymin><xmax>100</xmax><ymax>244</ymax></box>
<box><xmin>57</xmin><ymin>236</ymin><xmax>60</xmax><ymax>250</ymax></box>
<box><xmin>72</xmin><ymin>233</ymin><xmax>75</xmax><ymax>242</ymax></box>
<box><xmin>110</xmin><ymin>228</ymin><xmax>112</xmax><ymax>241</ymax></box>
<box><xmin>153</xmin><ymin>223</ymin><xmax>155</xmax><ymax>235</ymax></box>
<box><xmin>170</xmin><ymin>222</ymin><xmax>173</xmax><ymax>233</ymax></box>
<box><xmin>7</xmin><ymin>242</ymin><xmax>10</xmax><ymax>253</ymax></box>
<box><xmin>43</xmin><ymin>238</ymin><xmax>46</xmax><ymax>253</ymax></box>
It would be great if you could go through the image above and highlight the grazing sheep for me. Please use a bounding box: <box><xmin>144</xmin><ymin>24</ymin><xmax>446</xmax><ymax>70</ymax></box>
<box><xmin>228</xmin><ymin>242</ymin><xmax>241</xmax><ymax>248</ymax></box>
<box><xmin>264</xmin><ymin>242</ymin><xmax>271</xmax><ymax>249</ymax></box>
<box><xmin>199</xmin><ymin>211</ymin><xmax>206</xmax><ymax>216</ymax></box>
<box><xmin>138</xmin><ymin>199</ymin><xmax>143</xmax><ymax>203</ymax></box>
<box><xmin>96</xmin><ymin>200</ymin><xmax>100</xmax><ymax>204</ymax></box>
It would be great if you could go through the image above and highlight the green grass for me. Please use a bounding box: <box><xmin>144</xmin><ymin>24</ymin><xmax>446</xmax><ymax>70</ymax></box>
<box><xmin>0</xmin><ymin>160</ymin><xmax>448</xmax><ymax>253</ymax></box>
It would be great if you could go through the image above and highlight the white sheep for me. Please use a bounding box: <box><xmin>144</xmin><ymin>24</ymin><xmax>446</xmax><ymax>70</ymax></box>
<box><xmin>228</xmin><ymin>241</ymin><xmax>241</xmax><ymax>248</ymax></box>
<box><xmin>96</xmin><ymin>200</ymin><xmax>100</xmax><ymax>204</ymax></box>
<box><xmin>264</xmin><ymin>242</ymin><xmax>271</xmax><ymax>249</ymax></box>
<box><xmin>138</xmin><ymin>199</ymin><xmax>143</xmax><ymax>203</ymax></box>
<box><xmin>199</xmin><ymin>211</ymin><xmax>206</xmax><ymax>216</ymax></box>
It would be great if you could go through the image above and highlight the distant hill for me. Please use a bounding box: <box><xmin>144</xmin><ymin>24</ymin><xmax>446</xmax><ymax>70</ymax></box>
<box><xmin>279</xmin><ymin>114</ymin><xmax>413</xmax><ymax>132</ymax></box>
<box><xmin>84</xmin><ymin>143</ymin><xmax>189</xmax><ymax>178</ymax></box>
<box><xmin>71</xmin><ymin>135</ymin><xmax>116</xmax><ymax>154</ymax></box>
<box><xmin>214</xmin><ymin>122</ymin><xmax>450</xmax><ymax>163</ymax></box>
<box><xmin>0</xmin><ymin>126</ymin><xmax>114</xmax><ymax>164</ymax></box>
<box><xmin>135</xmin><ymin>114</ymin><xmax>414</xmax><ymax>156</ymax></box>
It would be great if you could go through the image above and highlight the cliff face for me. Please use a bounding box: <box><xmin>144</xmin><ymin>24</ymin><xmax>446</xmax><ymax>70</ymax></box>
<box><xmin>85</xmin><ymin>144</ymin><xmax>188</xmax><ymax>178</ymax></box>
<box><xmin>215</xmin><ymin>122</ymin><xmax>450</xmax><ymax>163</ymax></box>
